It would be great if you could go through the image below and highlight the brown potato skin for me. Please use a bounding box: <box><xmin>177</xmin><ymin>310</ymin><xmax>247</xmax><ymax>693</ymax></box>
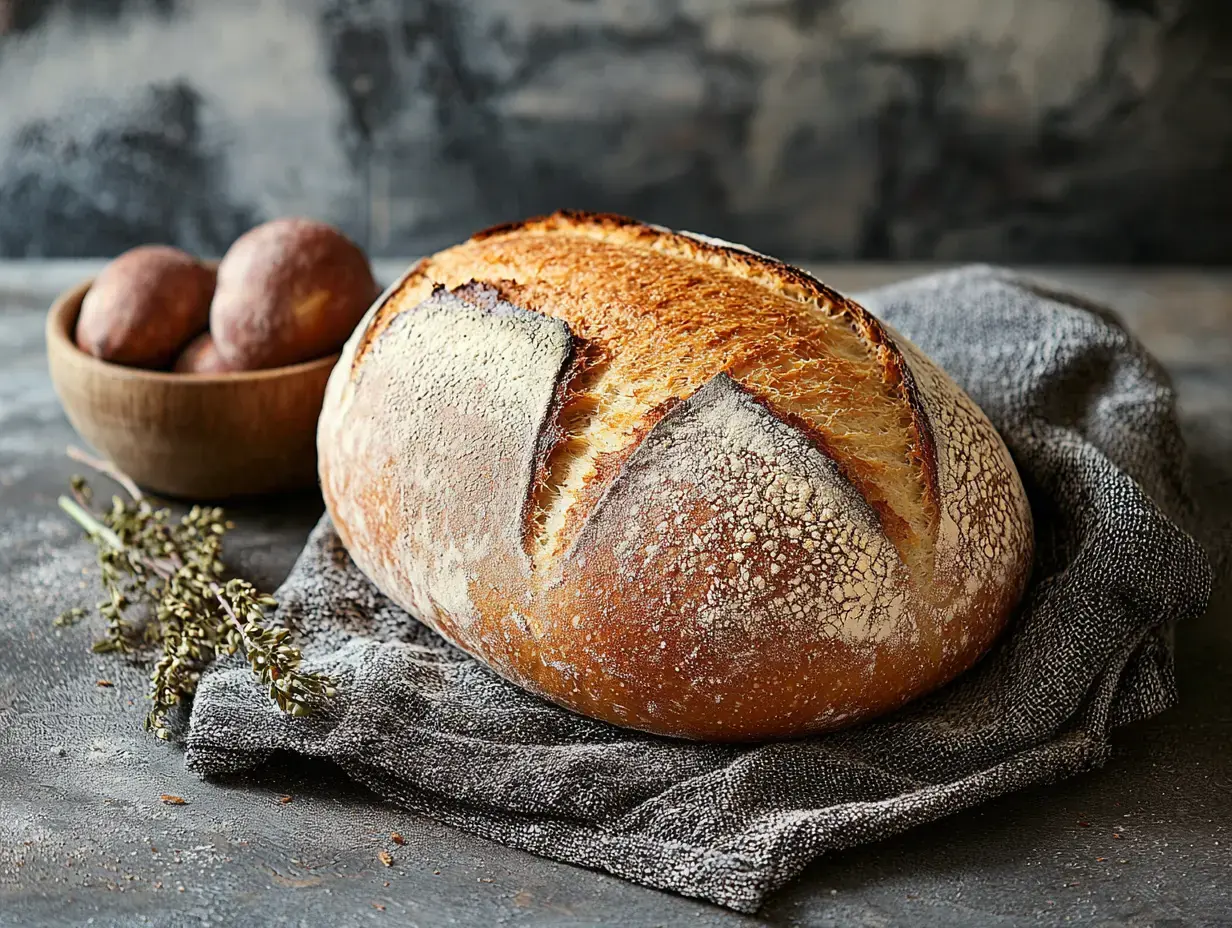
<box><xmin>172</xmin><ymin>332</ymin><xmax>241</xmax><ymax>374</ymax></box>
<box><xmin>211</xmin><ymin>218</ymin><xmax>377</xmax><ymax>370</ymax></box>
<box><xmin>75</xmin><ymin>246</ymin><xmax>215</xmax><ymax>369</ymax></box>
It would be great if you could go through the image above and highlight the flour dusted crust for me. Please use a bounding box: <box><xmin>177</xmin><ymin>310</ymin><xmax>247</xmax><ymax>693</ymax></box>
<box><xmin>319</xmin><ymin>211</ymin><xmax>1033</xmax><ymax>740</ymax></box>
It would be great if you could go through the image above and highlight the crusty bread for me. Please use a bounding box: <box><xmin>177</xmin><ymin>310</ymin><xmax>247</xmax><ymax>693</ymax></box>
<box><xmin>318</xmin><ymin>212</ymin><xmax>1033</xmax><ymax>741</ymax></box>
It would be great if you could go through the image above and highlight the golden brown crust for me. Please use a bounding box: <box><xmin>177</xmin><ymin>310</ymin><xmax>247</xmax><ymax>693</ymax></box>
<box><xmin>357</xmin><ymin>212</ymin><xmax>939</xmax><ymax>568</ymax></box>
<box><xmin>319</xmin><ymin>211</ymin><xmax>1034</xmax><ymax>741</ymax></box>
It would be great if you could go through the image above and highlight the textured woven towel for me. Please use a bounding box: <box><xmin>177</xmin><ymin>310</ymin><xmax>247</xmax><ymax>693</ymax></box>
<box><xmin>186</xmin><ymin>266</ymin><xmax>1212</xmax><ymax>913</ymax></box>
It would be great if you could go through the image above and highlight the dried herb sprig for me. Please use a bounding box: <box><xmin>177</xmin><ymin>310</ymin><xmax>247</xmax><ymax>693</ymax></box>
<box><xmin>57</xmin><ymin>447</ymin><xmax>334</xmax><ymax>738</ymax></box>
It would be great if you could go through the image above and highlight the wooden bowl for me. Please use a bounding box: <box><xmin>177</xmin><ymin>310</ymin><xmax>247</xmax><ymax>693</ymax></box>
<box><xmin>46</xmin><ymin>276</ymin><xmax>339</xmax><ymax>499</ymax></box>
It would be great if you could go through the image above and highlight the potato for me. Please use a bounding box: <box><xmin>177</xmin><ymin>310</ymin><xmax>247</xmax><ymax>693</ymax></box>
<box><xmin>172</xmin><ymin>332</ymin><xmax>241</xmax><ymax>374</ymax></box>
<box><xmin>211</xmin><ymin>218</ymin><xmax>378</xmax><ymax>370</ymax></box>
<box><xmin>75</xmin><ymin>245</ymin><xmax>215</xmax><ymax>369</ymax></box>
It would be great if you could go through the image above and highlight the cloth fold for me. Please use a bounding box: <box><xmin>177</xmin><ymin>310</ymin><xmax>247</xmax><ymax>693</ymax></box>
<box><xmin>186</xmin><ymin>266</ymin><xmax>1211</xmax><ymax>913</ymax></box>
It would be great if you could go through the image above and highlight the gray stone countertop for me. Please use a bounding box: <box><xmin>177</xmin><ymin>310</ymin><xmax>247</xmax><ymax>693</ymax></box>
<box><xmin>1</xmin><ymin>262</ymin><xmax>1229</xmax><ymax>927</ymax></box>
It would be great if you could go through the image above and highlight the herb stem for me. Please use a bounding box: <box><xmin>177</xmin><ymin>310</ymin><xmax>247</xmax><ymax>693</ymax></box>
<box><xmin>63</xmin><ymin>485</ymin><xmax>240</xmax><ymax>635</ymax></box>
<box><xmin>57</xmin><ymin>458</ymin><xmax>333</xmax><ymax>733</ymax></box>
<box><xmin>67</xmin><ymin>446</ymin><xmax>144</xmax><ymax>500</ymax></box>
<box><xmin>58</xmin><ymin>495</ymin><xmax>124</xmax><ymax>550</ymax></box>
<box><xmin>212</xmin><ymin>584</ymin><xmax>250</xmax><ymax>640</ymax></box>
<box><xmin>59</xmin><ymin>495</ymin><xmax>181</xmax><ymax>582</ymax></box>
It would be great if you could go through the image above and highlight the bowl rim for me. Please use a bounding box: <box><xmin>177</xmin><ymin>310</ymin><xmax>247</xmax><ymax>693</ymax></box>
<box><xmin>47</xmin><ymin>275</ymin><xmax>342</xmax><ymax>384</ymax></box>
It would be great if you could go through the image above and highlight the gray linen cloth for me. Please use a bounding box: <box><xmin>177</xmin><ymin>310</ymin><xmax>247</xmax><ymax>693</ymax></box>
<box><xmin>185</xmin><ymin>266</ymin><xmax>1212</xmax><ymax>913</ymax></box>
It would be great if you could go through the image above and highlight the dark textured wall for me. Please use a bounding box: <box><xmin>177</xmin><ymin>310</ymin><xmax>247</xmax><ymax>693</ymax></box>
<box><xmin>0</xmin><ymin>0</ymin><xmax>1229</xmax><ymax>261</ymax></box>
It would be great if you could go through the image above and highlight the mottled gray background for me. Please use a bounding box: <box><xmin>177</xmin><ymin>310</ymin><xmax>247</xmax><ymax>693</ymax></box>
<box><xmin>0</xmin><ymin>0</ymin><xmax>1229</xmax><ymax>262</ymax></box>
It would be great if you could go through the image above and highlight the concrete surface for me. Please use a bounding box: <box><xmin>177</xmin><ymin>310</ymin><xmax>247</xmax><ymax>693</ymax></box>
<box><xmin>1</xmin><ymin>262</ymin><xmax>1229</xmax><ymax>927</ymax></box>
<box><xmin>1</xmin><ymin>1</ymin><xmax>1231</xmax><ymax>262</ymax></box>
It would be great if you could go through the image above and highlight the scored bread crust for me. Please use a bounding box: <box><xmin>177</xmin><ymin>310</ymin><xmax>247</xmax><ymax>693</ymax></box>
<box><xmin>319</xmin><ymin>211</ymin><xmax>1033</xmax><ymax>741</ymax></box>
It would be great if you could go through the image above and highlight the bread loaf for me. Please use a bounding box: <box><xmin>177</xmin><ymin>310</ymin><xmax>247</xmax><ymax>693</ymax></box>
<box><xmin>318</xmin><ymin>212</ymin><xmax>1033</xmax><ymax>741</ymax></box>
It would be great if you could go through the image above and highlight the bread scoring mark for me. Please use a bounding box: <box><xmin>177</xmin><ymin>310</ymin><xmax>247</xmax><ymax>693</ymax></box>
<box><xmin>764</xmin><ymin>403</ymin><xmax>917</xmax><ymax>558</ymax></box>
<box><xmin>321</xmin><ymin>280</ymin><xmax>573</xmax><ymax>648</ymax></box>
<box><xmin>521</xmin><ymin>327</ymin><xmax>607</xmax><ymax>570</ymax></box>
<box><xmin>544</xmin><ymin>396</ymin><xmax>681</xmax><ymax>572</ymax></box>
<box><xmin>355</xmin><ymin>217</ymin><xmax>939</xmax><ymax>560</ymax></box>
<box><xmin>567</xmin><ymin>373</ymin><xmax>918</xmax><ymax>653</ymax></box>
<box><xmin>449</xmin><ymin>213</ymin><xmax>935</xmax><ymax>559</ymax></box>
<box><xmin>383</xmin><ymin>227</ymin><xmax>939</xmax><ymax>590</ymax></box>
<box><xmin>884</xmin><ymin>326</ymin><xmax>1033</xmax><ymax>628</ymax></box>
<box><xmin>567</xmin><ymin>211</ymin><xmax>941</xmax><ymax>570</ymax></box>
<box><xmin>422</xmin><ymin>276</ymin><xmax>670</xmax><ymax>574</ymax></box>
